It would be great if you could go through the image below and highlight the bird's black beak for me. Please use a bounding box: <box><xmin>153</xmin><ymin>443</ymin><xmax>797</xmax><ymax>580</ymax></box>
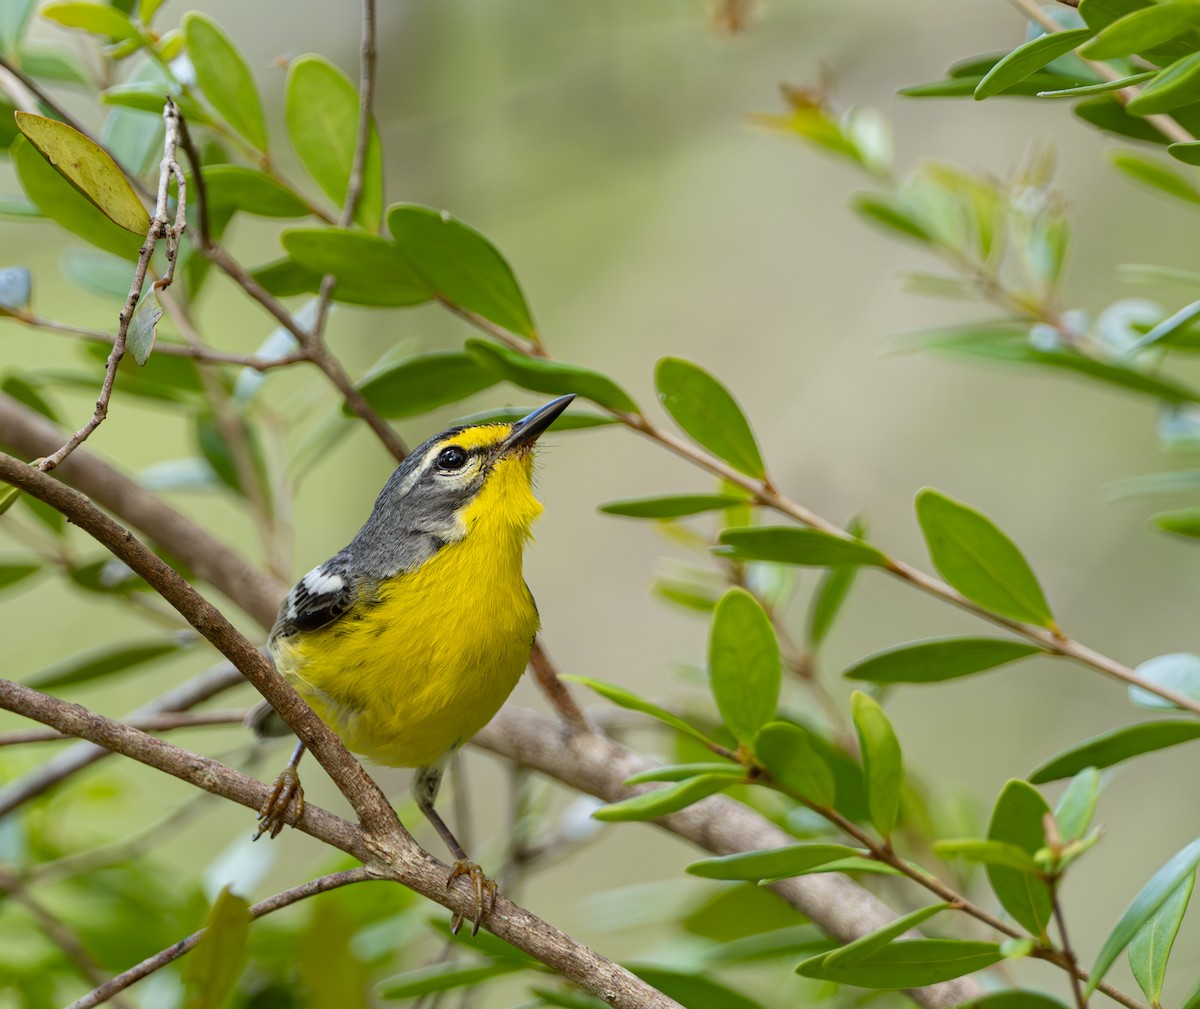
<box><xmin>501</xmin><ymin>394</ymin><xmax>575</xmax><ymax>454</ymax></box>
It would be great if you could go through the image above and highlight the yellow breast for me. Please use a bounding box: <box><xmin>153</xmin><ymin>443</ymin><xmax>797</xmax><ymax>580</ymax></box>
<box><xmin>272</xmin><ymin>453</ymin><xmax>542</xmax><ymax>768</ymax></box>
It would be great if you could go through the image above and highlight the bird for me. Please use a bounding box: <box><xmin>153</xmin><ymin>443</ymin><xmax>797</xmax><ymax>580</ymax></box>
<box><xmin>250</xmin><ymin>393</ymin><xmax>575</xmax><ymax>934</ymax></box>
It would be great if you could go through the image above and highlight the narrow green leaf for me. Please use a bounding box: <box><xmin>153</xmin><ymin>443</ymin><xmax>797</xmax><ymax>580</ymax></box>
<box><xmin>128</xmin><ymin>294</ymin><xmax>162</xmax><ymax>366</ymax></box>
<box><xmin>655</xmin><ymin>357</ymin><xmax>764</xmax><ymax>478</ymax></box>
<box><xmin>280</xmin><ymin>229</ymin><xmax>430</xmax><ymax>306</ymax></box>
<box><xmin>355</xmin><ymin>351</ymin><xmax>498</xmax><ymax>419</ymax></box>
<box><xmin>249</xmin><ymin>257</ymin><xmax>323</xmax><ymax>298</ymax></box>
<box><xmin>954</xmin><ymin>993</ymin><xmax>1069</xmax><ymax>1009</ymax></box>
<box><xmin>807</xmin><ymin>516</ymin><xmax>866</xmax><ymax>648</ymax></box>
<box><xmin>0</xmin><ymin>485</ymin><xmax>18</xmax><ymax>516</ymax></box>
<box><xmin>13</xmin><ymin>138</ymin><xmax>142</xmax><ymax>260</ymax></box>
<box><xmin>1155</xmin><ymin>507</ymin><xmax>1200</xmax><ymax>538</ymax></box>
<box><xmin>851</xmin><ymin>692</ymin><xmax>903</xmax><ymax>838</ymax></box>
<box><xmin>915</xmin><ymin>488</ymin><xmax>1055</xmax><ymax>628</ymax></box>
<box><xmin>26</xmin><ymin>638</ymin><xmax>187</xmax><ymax>689</ymax></box>
<box><xmin>599</xmin><ymin>493</ymin><xmax>749</xmax><ymax>519</ymax></box>
<box><xmin>987</xmin><ymin>780</ymin><xmax>1053</xmax><ymax>937</ymax></box>
<box><xmin>1038</xmin><ymin>71</ymin><xmax>1156</xmax><ymax>97</ymax></box>
<box><xmin>387</xmin><ymin>204</ymin><xmax>535</xmax><ymax>339</ymax></box>
<box><xmin>18</xmin><ymin>40</ymin><xmax>90</xmax><ymax>84</ymax></box>
<box><xmin>1130</xmin><ymin>652</ymin><xmax>1200</xmax><ymax>709</ymax></box>
<box><xmin>762</xmin><ymin>856</ymin><xmax>905</xmax><ymax>880</ymax></box>
<box><xmin>1054</xmin><ymin>768</ymin><xmax>1101</xmax><ymax>842</ymax></box>
<box><xmin>183</xmin><ymin>13</ymin><xmax>266</xmax><ymax>150</ymax></box>
<box><xmin>1128</xmin><ymin>52</ymin><xmax>1200</xmax><ymax>115</ymax></box>
<box><xmin>204</xmin><ymin>166</ymin><xmax>309</xmax><ymax>218</ymax></box>
<box><xmin>561</xmin><ymin>674</ymin><xmax>712</xmax><ymax>743</ymax></box>
<box><xmin>15</xmin><ymin>113</ymin><xmax>149</xmax><ymax>234</ymax></box>
<box><xmin>41</xmin><ymin>2</ymin><xmax>140</xmax><ymax>41</ymax></box>
<box><xmin>843</xmin><ymin>637</ymin><xmax>1044</xmax><ymax>684</ymax></box>
<box><xmin>285</xmin><ymin>54</ymin><xmax>383</xmax><ymax>229</ymax></box>
<box><xmin>933</xmin><ymin>839</ymin><xmax>1042</xmax><ymax>874</ymax></box>
<box><xmin>717</xmin><ymin>526</ymin><xmax>888</xmax><ymax>568</ymax></box>
<box><xmin>1082</xmin><ymin>2</ymin><xmax>1200</xmax><ymax>58</ymax></box>
<box><xmin>1169</xmin><ymin>140</ymin><xmax>1200</xmax><ymax>165</ymax></box>
<box><xmin>754</xmin><ymin>721</ymin><xmax>836</xmax><ymax>807</ymax></box>
<box><xmin>975</xmin><ymin>29</ymin><xmax>1095</xmax><ymax>101</ymax></box>
<box><xmin>826</xmin><ymin>904</ymin><xmax>950</xmax><ymax>966</ymax></box>
<box><xmin>799</xmin><ymin>938</ymin><xmax>1004</xmax><ymax>988</ymax></box>
<box><xmin>624</xmin><ymin>763</ymin><xmax>743</xmax><ymax>785</ymax></box>
<box><xmin>708</xmin><ymin>588</ymin><xmax>781</xmax><ymax>747</ymax></box>
<box><xmin>592</xmin><ymin>774</ymin><xmax>733</xmax><ymax>822</ymax></box>
<box><xmin>686</xmin><ymin>844</ymin><xmax>864</xmax><ymax>881</ymax></box>
<box><xmin>0</xmin><ymin>563</ymin><xmax>41</xmax><ymax>593</ymax></box>
<box><xmin>1075</xmin><ymin>94</ymin><xmax>1172</xmax><ymax>144</ymax></box>
<box><xmin>378</xmin><ymin>961</ymin><xmax>525</xmax><ymax>1000</ymax></box>
<box><xmin>1110</xmin><ymin>150</ymin><xmax>1200</xmax><ymax>205</ymax></box>
<box><xmin>1129</xmin><ymin>871</ymin><xmax>1193</xmax><ymax>1005</ymax></box>
<box><xmin>183</xmin><ymin>888</ymin><xmax>251</xmax><ymax>1009</ymax></box>
<box><xmin>1030</xmin><ymin>721</ymin><xmax>1200</xmax><ymax>782</ymax></box>
<box><xmin>853</xmin><ymin>194</ymin><xmax>931</xmax><ymax>242</ymax></box>
<box><xmin>465</xmin><ymin>339</ymin><xmax>638</xmax><ymax>413</ymax></box>
<box><xmin>1088</xmin><ymin>839</ymin><xmax>1200</xmax><ymax>996</ymax></box>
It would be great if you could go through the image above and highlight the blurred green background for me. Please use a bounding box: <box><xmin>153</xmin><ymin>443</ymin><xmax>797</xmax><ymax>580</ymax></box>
<box><xmin>4</xmin><ymin>0</ymin><xmax>1200</xmax><ymax>1005</ymax></box>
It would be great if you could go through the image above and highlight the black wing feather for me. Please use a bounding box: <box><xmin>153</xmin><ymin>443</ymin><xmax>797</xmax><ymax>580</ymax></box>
<box><xmin>270</xmin><ymin>558</ymin><xmax>358</xmax><ymax>640</ymax></box>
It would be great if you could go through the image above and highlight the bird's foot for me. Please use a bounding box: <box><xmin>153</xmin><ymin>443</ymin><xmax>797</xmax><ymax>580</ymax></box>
<box><xmin>446</xmin><ymin>860</ymin><xmax>497</xmax><ymax>936</ymax></box>
<box><xmin>253</xmin><ymin>765</ymin><xmax>305</xmax><ymax>841</ymax></box>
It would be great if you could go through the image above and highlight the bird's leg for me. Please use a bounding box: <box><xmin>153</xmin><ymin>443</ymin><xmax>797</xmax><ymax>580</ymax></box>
<box><xmin>254</xmin><ymin>741</ymin><xmax>306</xmax><ymax>840</ymax></box>
<box><xmin>412</xmin><ymin>762</ymin><xmax>497</xmax><ymax>936</ymax></box>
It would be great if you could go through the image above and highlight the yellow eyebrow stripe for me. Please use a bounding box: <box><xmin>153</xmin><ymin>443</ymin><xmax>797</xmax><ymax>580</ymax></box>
<box><xmin>438</xmin><ymin>425</ymin><xmax>512</xmax><ymax>451</ymax></box>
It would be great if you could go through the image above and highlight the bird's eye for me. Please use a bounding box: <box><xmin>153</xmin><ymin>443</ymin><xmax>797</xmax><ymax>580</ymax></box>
<box><xmin>436</xmin><ymin>446</ymin><xmax>468</xmax><ymax>471</ymax></box>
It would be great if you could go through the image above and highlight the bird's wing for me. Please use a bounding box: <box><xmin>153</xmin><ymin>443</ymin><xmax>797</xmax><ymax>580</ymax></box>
<box><xmin>270</xmin><ymin>558</ymin><xmax>358</xmax><ymax>640</ymax></box>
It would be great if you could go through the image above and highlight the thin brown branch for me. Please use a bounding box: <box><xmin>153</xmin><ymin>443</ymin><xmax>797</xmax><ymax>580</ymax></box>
<box><xmin>0</xmin><ymin>709</ymin><xmax>247</xmax><ymax>746</ymax></box>
<box><xmin>65</xmin><ymin>869</ymin><xmax>377</xmax><ymax>1009</ymax></box>
<box><xmin>38</xmin><ymin>100</ymin><xmax>187</xmax><ymax>472</ymax></box>
<box><xmin>0</xmin><ymin>679</ymin><xmax>683</xmax><ymax>1009</ymax></box>
<box><xmin>528</xmin><ymin>639</ymin><xmax>589</xmax><ymax>732</ymax></box>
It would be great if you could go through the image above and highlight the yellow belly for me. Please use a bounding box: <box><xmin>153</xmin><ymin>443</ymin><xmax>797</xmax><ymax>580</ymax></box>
<box><xmin>270</xmin><ymin>534</ymin><xmax>539</xmax><ymax>768</ymax></box>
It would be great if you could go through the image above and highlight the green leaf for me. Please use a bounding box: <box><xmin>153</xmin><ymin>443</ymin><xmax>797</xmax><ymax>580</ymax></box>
<box><xmin>355</xmin><ymin>351</ymin><xmax>498</xmax><ymax>419</ymax></box>
<box><xmin>915</xmin><ymin>488</ymin><xmax>1055</xmax><ymax>628</ymax></box>
<box><xmin>182</xmin><ymin>887</ymin><xmax>250</xmax><ymax>1009</ymax></box>
<box><xmin>708</xmin><ymin>588</ymin><xmax>781</xmax><ymax>747</ymax></box>
<box><xmin>624</xmin><ymin>762</ymin><xmax>744</xmax><ymax>785</ymax></box>
<box><xmin>41</xmin><ymin>2</ymin><xmax>140</xmax><ymax>41</ymax></box>
<box><xmin>183</xmin><ymin>13</ymin><xmax>266</xmax><ymax>151</ymax></box>
<box><xmin>1155</xmin><ymin>507</ymin><xmax>1200</xmax><ymax>537</ymax></box>
<box><xmin>807</xmin><ymin>516</ymin><xmax>866</xmax><ymax>648</ymax></box>
<box><xmin>15</xmin><ymin>113</ymin><xmax>149</xmax><ymax>234</ymax></box>
<box><xmin>592</xmin><ymin>774</ymin><xmax>733</xmax><ymax>822</ymax></box>
<box><xmin>127</xmin><ymin>294</ymin><xmax>162</xmax><ymax>366</ymax></box>
<box><xmin>249</xmin><ymin>257</ymin><xmax>323</xmax><ymax>297</ymax></box>
<box><xmin>0</xmin><ymin>0</ymin><xmax>34</xmax><ymax>55</ymax></box>
<box><xmin>686</xmin><ymin>843</ymin><xmax>864</xmax><ymax>881</ymax></box>
<box><xmin>851</xmin><ymin>691</ymin><xmax>903</xmax><ymax>838</ymax></box>
<box><xmin>853</xmin><ymin>194</ymin><xmax>932</xmax><ymax>242</ymax></box>
<box><xmin>1054</xmin><ymin>768</ymin><xmax>1101</xmax><ymax>842</ymax></box>
<box><xmin>465</xmin><ymin>339</ymin><xmax>638</xmax><ymax>413</ymax></box>
<box><xmin>1129</xmin><ymin>871</ymin><xmax>1193</xmax><ymax>1005</ymax></box>
<box><xmin>825</xmin><ymin>903</ymin><xmax>950</xmax><ymax>965</ymax></box>
<box><xmin>717</xmin><ymin>526</ymin><xmax>888</xmax><ymax>568</ymax></box>
<box><xmin>285</xmin><ymin>54</ymin><xmax>383</xmax><ymax>229</ymax></box>
<box><xmin>933</xmin><ymin>839</ymin><xmax>1041</xmax><ymax>874</ymax></box>
<box><xmin>629</xmin><ymin>966</ymin><xmax>770</xmax><ymax>1009</ymax></box>
<box><xmin>975</xmin><ymin>29</ymin><xmax>1095</xmax><ymax>101</ymax></box>
<box><xmin>599</xmin><ymin>493</ymin><xmax>749</xmax><ymax>519</ymax></box>
<box><xmin>0</xmin><ymin>485</ymin><xmax>18</xmax><ymax>516</ymax></box>
<box><xmin>378</xmin><ymin>961</ymin><xmax>525</xmax><ymax>999</ymax></box>
<box><xmin>0</xmin><ymin>563</ymin><xmax>41</xmax><ymax>593</ymax></box>
<box><xmin>1110</xmin><ymin>150</ymin><xmax>1200</xmax><ymax>205</ymax></box>
<box><xmin>280</xmin><ymin>229</ymin><xmax>430</xmax><ymax>306</ymax></box>
<box><xmin>25</xmin><ymin>638</ymin><xmax>187</xmax><ymax>689</ymax></box>
<box><xmin>12</xmin><ymin>138</ymin><xmax>143</xmax><ymax>260</ymax></box>
<box><xmin>953</xmin><ymin>993</ymin><xmax>1069</xmax><ymax>1009</ymax></box>
<box><xmin>453</xmin><ymin>405</ymin><xmax>616</xmax><ymax>431</ymax></box>
<box><xmin>204</xmin><ymin>166</ymin><xmax>309</xmax><ymax>218</ymax></box>
<box><xmin>843</xmin><ymin>637</ymin><xmax>1044</xmax><ymax>684</ymax></box>
<box><xmin>18</xmin><ymin>40</ymin><xmax>90</xmax><ymax>84</ymax></box>
<box><xmin>1030</xmin><ymin>720</ymin><xmax>1200</xmax><ymax>782</ymax></box>
<box><xmin>798</xmin><ymin>938</ymin><xmax>1004</xmax><ymax>988</ymax></box>
<box><xmin>1075</xmin><ymin>94</ymin><xmax>1172</xmax><ymax>143</ymax></box>
<box><xmin>1038</xmin><ymin>71</ymin><xmax>1157</xmax><ymax>97</ymax></box>
<box><xmin>1129</xmin><ymin>52</ymin><xmax>1200</xmax><ymax>115</ymax></box>
<box><xmin>654</xmin><ymin>357</ymin><xmax>764</xmax><ymax>478</ymax></box>
<box><xmin>561</xmin><ymin>674</ymin><xmax>712</xmax><ymax>743</ymax></box>
<box><xmin>1169</xmin><ymin>140</ymin><xmax>1200</xmax><ymax>165</ymax></box>
<box><xmin>754</xmin><ymin>721</ymin><xmax>836</xmax><ymax>806</ymax></box>
<box><xmin>987</xmin><ymin>780</ymin><xmax>1053</xmax><ymax>937</ymax></box>
<box><xmin>1130</xmin><ymin>652</ymin><xmax>1200</xmax><ymax>709</ymax></box>
<box><xmin>1082</xmin><ymin>2</ymin><xmax>1200</xmax><ymax>58</ymax></box>
<box><xmin>1087</xmin><ymin>838</ymin><xmax>1200</xmax><ymax>996</ymax></box>
<box><xmin>387</xmin><ymin>204</ymin><xmax>536</xmax><ymax>340</ymax></box>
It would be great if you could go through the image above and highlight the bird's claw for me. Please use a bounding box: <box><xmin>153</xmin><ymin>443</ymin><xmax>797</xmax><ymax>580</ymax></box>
<box><xmin>253</xmin><ymin>765</ymin><xmax>305</xmax><ymax>841</ymax></box>
<box><xmin>446</xmin><ymin>860</ymin><xmax>497</xmax><ymax>937</ymax></box>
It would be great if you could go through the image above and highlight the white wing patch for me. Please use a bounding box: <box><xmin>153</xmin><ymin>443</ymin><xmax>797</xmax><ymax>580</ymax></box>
<box><xmin>303</xmin><ymin>566</ymin><xmax>345</xmax><ymax>595</ymax></box>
